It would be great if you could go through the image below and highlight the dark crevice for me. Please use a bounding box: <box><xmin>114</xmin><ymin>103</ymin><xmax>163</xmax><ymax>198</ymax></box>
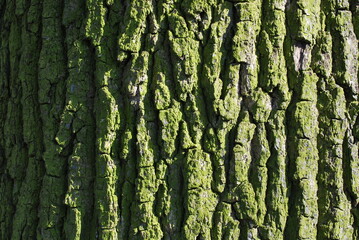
<box><xmin>178</xmin><ymin>156</ymin><xmax>186</xmax><ymax>233</ymax></box>
<box><xmin>81</xmin><ymin>36</ymin><xmax>97</xmax><ymax>238</ymax></box>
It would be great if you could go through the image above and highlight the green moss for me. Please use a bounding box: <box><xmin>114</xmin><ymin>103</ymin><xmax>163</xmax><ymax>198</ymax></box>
<box><xmin>184</xmin><ymin>190</ymin><xmax>217</xmax><ymax>239</ymax></box>
<box><xmin>233</xmin><ymin>22</ymin><xmax>257</xmax><ymax>63</ymax></box>
<box><xmin>251</xmin><ymin>124</ymin><xmax>270</xmax><ymax>225</ymax></box>
<box><xmin>95</xmin><ymin>87</ymin><xmax>120</xmax><ymax>153</ymax></box>
<box><xmin>153</xmin><ymin>49</ymin><xmax>173</xmax><ymax>110</ymax></box>
<box><xmin>168</xmin><ymin>30</ymin><xmax>200</xmax><ymax>101</ymax></box>
<box><xmin>312</xmin><ymin>31</ymin><xmax>333</xmax><ymax>78</ymax></box>
<box><xmin>235</xmin><ymin>112</ymin><xmax>256</xmax><ymax>144</ymax></box>
<box><xmin>249</xmin><ymin>89</ymin><xmax>272</xmax><ymax>123</ymax></box>
<box><xmin>185</xmin><ymin>149</ymin><xmax>212</xmax><ymax>190</ymax></box>
<box><xmin>297</xmin><ymin>71</ymin><xmax>318</xmax><ymax>101</ymax></box>
<box><xmin>135</xmin><ymin>166</ymin><xmax>157</xmax><ymax>202</ymax></box>
<box><xmin>292</xmin><ymin>101</ymin><xmax>319</xmax><ymax>139</ymax></box>
<box><xmin>263</xmin><ymin>110</ymin><xmax>288</xmax><ymax>238</ymax></box>
<box><xmin>117</xmin><ymin>0</ymin><xmax>151</xmax><ymax>54</ymax></box>
<box><xmin>130</xmin><ymin>202</ymin><xmax>163</xmax><ymax>239</ymax></box>
<box><xmin>136</xmin><ymin>118</ymin><xmax>155</xmax><ymax>168</ymax></box>
<box><xmin>202</xmin><ymin>5</ymin><xmax>230</xmax><ymax>107</ymax></box>
<box><xmin>232</xmin><ymin>182</ymin><xmax>258</xmax><ymax>223</ymax></box>
<box><xmin>236</xmin><ymin>2</ymin><xmax>261</xmax><ymax>23</ymax></box>
<box><xmin>180</xmin><ymin>121</ymin><xmax>196</xmax><ymax>149</ymax></box>
<box><xmin>183</xmin><ymin>95</ymin><xmax>207</xmax><ymax>145</ymax></box>
<box><xmin>211</xmin><ymin>202</ymin><xmax>240</xmax><ymax>240</ymax></box>
<box><xmin>286</xmin><ymin>0</ymin><xmax>321</xmax><ymax>42</ymax></box>
<box><xmin>154</xmin><ymin>75</ymin><xmax>172</xmax><ymax>110</ymax></box>
<box><xmin>85</xmin><ymin>0</ymin><xmax>106</xmax><ymax>46</ymax></box>
<box><xmin>159</xmin><ymin>102</ymin><xmax>182</xmax><ymax>158</ymax></box>
<box><xmin>232</xmin><ymin>142</ymin><xmax>254</xmax><ymax>183</ymax></box>
<box><xmin>1</xmin><ymin>0</ymin><xmax>359</xmax><ymax>238</ymax></box>
<box><xmin>168</xmin><ymin>12</ymin><xmax>189</xmax><ymax>38</ymax></box>
<box><xmin>218</xmin><ymin>86</ymin><xmax>241</xmax><ymax>121</ymax></box>
<box><xmin>331</xmin><ymin>10</ymin><xmax>358</xmax><ymax>96</ymax></box>
<box><xmin>183</xmin><ymin>149</ymin><xmax>218</xmax><ymax>238</ymax></box>
<box><xmin>203</xmin><ymin>127</ymin><xmax>218</xmax><ymax>153</ymax></box>
<box><xmin>180</xmin><ymin>0</ymin><xmax>214</xmax><ymax>34</ymax></box>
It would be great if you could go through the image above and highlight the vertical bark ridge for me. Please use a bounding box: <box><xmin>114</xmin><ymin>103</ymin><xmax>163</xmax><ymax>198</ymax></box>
<box><xmin>257</xmin><ymin>3</ymin><xmax>290</xmax><ymax>238</ymax></box>
<box><xmin>316</xmin><ymin>0</ymin><xmax>358</xmax><ymax>238</ymax></box>
<box><xmin>9</xmin><ymin>0</ymin><xmax>45</xmax><ymax>239</ymax></box>
<box><xmin>284</xmin><ymin>0</ymin><xmax>321</xmax><ymax>238</ymax></box>
<box><xmin>60</xmin><ymin>0</ymin><xmax>97</xmax><ymax>238</ymax></box>
<box><xmin>0</xmin><ymin>1</ymin><xmax>18</xmax><ymax>239</ymax></box>
<box><xmin>37</xmin><ymin>0</ymin><xmax>69</xmax><ymax>238</ymax></box>
<box><xmin>84</xmin><ymin>1</ymin><xmax>122</xmax><ymax>239</ymax></box>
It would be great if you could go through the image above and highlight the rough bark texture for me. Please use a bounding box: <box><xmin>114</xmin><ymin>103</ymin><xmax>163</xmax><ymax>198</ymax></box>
<box><xmin>0</xmin><ymin>0</ymin><xmax>358</xmax><ymax>239</ymax></box>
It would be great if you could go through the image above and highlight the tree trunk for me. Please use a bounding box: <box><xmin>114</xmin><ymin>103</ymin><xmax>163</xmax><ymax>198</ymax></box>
<box><xmin>0</xmin><ymin>0</ymin><xmax>358</xmax><ymax>239</ymax></box>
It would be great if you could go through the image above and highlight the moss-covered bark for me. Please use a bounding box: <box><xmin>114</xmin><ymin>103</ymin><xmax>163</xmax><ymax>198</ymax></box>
<box><xmin>0</xmin><ymin>0</ymin><xmax>358</xmax><ymax>239</ymax></box>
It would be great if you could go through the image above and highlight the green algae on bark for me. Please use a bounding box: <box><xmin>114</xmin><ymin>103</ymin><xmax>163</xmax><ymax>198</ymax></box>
<box><xmin>0</xmin><ymin>0</ymin><xmax>358</xmax><ymax>239</ymax></box>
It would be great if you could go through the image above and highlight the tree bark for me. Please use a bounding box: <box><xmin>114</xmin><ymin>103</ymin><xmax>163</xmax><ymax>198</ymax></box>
<box><xmin>0</xmin><ymin>0</ymin><xmax>358</xmax><ymax>239</ymax></box>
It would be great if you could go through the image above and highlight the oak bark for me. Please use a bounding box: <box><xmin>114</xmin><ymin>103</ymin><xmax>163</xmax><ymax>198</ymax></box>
<box><xmin>0</xmin><ymin>0</ymin><xmax>359</xmax><ymax>239</ymax></box>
